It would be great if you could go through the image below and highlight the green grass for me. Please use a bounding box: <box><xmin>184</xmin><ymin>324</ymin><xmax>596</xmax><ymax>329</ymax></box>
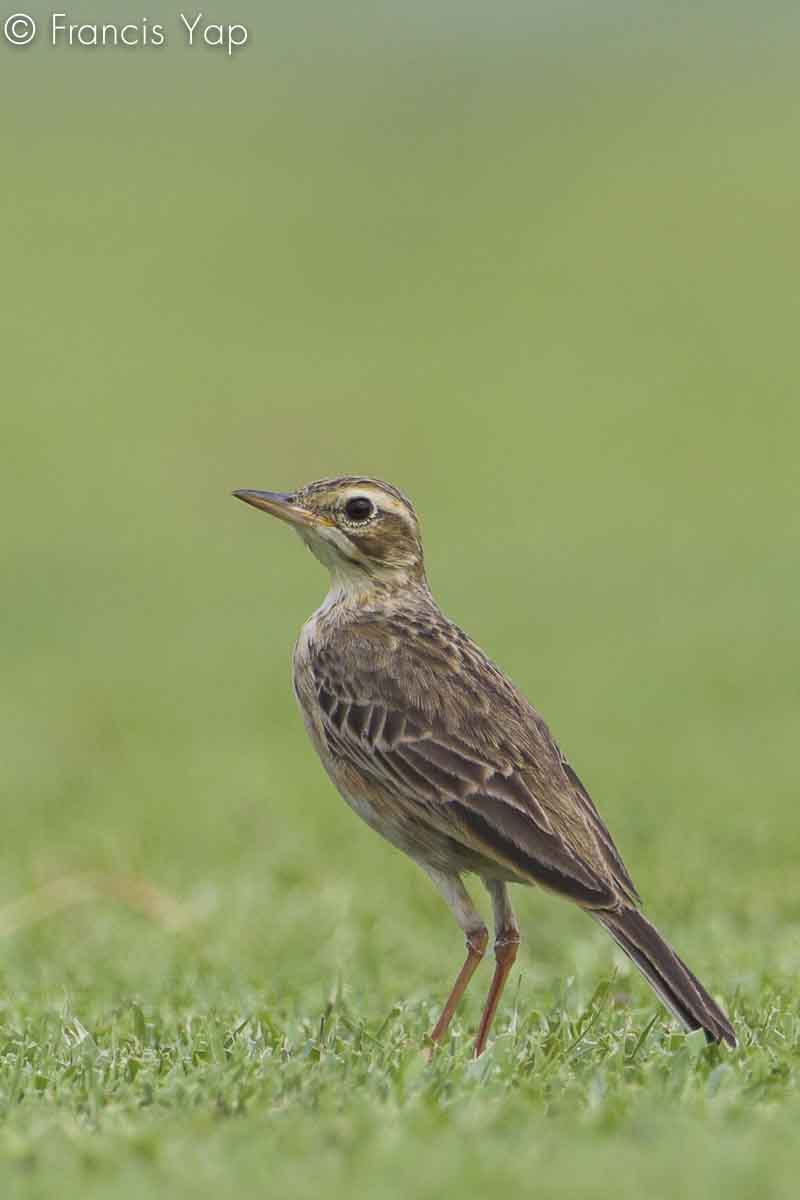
<box><xmin>0</xmin><ymin>992</ymin><xmax>797</xmax><ymax>1200</ymax></box>
<box><xmin>2</xmin><ymin>4</ymin><xmax>799</xmax><ymax>1196</ymax></box>
<box><xmin>0</xmin><ymin>978</ymin><xmax>798</xmax><ymax>1198</ymax></box>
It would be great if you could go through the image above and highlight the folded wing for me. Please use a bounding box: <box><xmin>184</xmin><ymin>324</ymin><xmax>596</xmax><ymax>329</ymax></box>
<box><xmin>310</xmin><ymin>618</ymin><xmax>640</xmax><ymax>909</ymax></box>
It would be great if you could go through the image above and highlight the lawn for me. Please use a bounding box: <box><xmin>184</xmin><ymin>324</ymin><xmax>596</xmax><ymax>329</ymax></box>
<box><xmin>1</xmin><ymin>4</ymin><xmax>798</xmax><ymax>1196</ymax></box>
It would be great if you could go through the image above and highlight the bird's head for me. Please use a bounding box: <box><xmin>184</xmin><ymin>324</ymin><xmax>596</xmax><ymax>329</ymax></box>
<box><xmin>233</xmin><ymin>476</ymin><xmax>425</xmax><ymax>593</ymax></box>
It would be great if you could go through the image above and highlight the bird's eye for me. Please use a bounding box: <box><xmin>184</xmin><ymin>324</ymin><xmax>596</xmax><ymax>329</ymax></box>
<box><xmin>343</xmin><ymin>496</ymin><xmax>375</xmax><ymax>522</ymax></box>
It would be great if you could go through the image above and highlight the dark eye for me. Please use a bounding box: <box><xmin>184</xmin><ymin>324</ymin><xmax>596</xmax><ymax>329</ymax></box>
<box><xmin>344</xmin><ymin>496</ymin><xmax>375</xmax><ymax>522</ymax></box>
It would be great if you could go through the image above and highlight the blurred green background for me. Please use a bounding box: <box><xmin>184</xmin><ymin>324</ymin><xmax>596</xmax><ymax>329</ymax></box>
<box><xmin>0</xmin><ymin>2</ymin><xmax>798</xmax><ymax>1195</ymax></box>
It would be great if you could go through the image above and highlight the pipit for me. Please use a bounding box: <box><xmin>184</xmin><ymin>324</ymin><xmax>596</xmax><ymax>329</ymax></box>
<box><xmin>234</xmin><ymin>476</ymin><xmax>736</xmax><ymax>1054</ymax></box>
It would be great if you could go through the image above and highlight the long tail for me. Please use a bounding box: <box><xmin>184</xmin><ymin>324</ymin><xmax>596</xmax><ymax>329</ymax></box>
<box><xmin>595</xmin><ymin>907</ymin><xmax>737</xmax><ymax>1047</ymax></box>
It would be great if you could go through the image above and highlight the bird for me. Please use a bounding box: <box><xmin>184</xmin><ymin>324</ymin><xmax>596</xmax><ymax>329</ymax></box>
<box><xmin>233</xmin><ymin>476</ymin><xmax>736</xmax><ymax>1055</ymax></box>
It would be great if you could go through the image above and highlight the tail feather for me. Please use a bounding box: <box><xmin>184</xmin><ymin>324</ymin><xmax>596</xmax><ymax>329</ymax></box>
<box><xmin>595</xmin><ymin>908</ymin><xmax>736</xmax><ymax>1048</ymax></box>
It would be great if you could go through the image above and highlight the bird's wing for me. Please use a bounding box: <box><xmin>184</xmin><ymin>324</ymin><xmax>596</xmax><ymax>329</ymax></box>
<box><xmin>308</xmin><ymin>617</ymin><xmax>639</xmax><ymax>909</ymax></box>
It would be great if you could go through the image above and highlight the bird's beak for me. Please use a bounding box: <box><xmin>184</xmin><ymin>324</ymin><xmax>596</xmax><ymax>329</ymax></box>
<box><xmin>232</xmin><ymin>489</ymin><xmax>323</xmax><ymax>529</ymax></box>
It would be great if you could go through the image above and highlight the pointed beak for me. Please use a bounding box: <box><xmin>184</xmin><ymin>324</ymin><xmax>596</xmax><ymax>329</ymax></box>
<box><xmin>232</xmin><ymin>489</ymin><xmax>322</xmax><ymax>529</ymax></box>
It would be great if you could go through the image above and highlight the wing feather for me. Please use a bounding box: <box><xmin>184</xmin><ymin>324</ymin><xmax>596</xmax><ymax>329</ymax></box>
<box><xmin>306</xmin><ymin>617</ymin><xmax>639</xmax><ymax>907</ymax></box>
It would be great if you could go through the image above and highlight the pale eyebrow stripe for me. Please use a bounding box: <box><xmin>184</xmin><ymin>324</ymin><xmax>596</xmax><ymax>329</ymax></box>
<box><xmin>342</xmin><ymin>488</ymin><xmax>413</xmax><ymax>521</ymax></box>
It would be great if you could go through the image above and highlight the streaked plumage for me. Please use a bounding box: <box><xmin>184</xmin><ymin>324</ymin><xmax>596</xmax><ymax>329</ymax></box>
<box><xmin>234</xmin><ymin>476</ymin><xmax>736</xmax><ymax>1053</ymax></box>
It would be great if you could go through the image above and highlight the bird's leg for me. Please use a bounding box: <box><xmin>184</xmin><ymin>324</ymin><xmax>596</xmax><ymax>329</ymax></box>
<box><xmin>474</xmin><ymin>880</ymin><xmax>521</xmax><ymax>1057</ymax></box>
<box><xmin>421</xmin><ymin>867</ymin><xmax>488</xmax><ymax>1049</ymax></box>
<box><xmin>430</xmin><ymin>926</ymin><xmax>488</xmax><ymax>1046</ymax></box>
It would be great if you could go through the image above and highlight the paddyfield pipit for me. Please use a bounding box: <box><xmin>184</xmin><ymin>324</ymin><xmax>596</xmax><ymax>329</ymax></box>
<box><xmin>234</xmin><ymin>476</ymin><xmax>736</xmax><ymax>1054</ymax></box>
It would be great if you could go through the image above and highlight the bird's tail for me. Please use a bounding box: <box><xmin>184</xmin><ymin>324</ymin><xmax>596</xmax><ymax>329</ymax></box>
<box><xmin>595</xmin><ymin>907</ymin><xmax>736</xmax><ymax>1047</ymax></box>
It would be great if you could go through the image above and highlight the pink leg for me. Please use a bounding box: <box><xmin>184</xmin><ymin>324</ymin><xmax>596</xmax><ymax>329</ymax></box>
<box><xmin>430</xmin><ymin>927</ymin><xmax>489</xmax><ymax>1045</ymax></box>
<box><xmin>421</xmin><ymin>867</ymin><xmax>489</xmax><ymax>1051</ymax></box>
<box><xmin>474</xmin><ymin>880</ymin><xmax>521</xmax><ymax>1057</ymax></box>
<box><xmin>473</xmin><ymin>933</ymin><xmax>520</xmax><ymax>1057</ymax></box>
